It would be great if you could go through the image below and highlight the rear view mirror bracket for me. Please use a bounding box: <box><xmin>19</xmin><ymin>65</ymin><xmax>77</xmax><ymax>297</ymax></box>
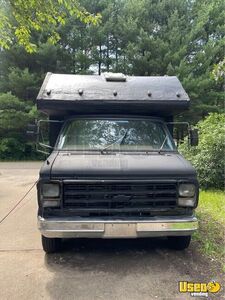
<box><xmin>166</xmin><ymin>122</ymin><xmax>190</xmax><ymax>147</ymax></box>
<box><xmin>36</xmin><ymin>119</ymin><xmax>63</xmax><ymax>155</ymax></box>
<box><xmin>26</xmin><ymin>122</ymin><xmax>38</xmax><ymax>142</ymax></box>
<box><xmin>188</xmin><ymin>128</ymin><xmax>199</xmax><ymax>147</ymax></box>
<box><xmin>166</xmin><ymin>122</ymin><xmax>198</xmax><ymax>147</ymax></box>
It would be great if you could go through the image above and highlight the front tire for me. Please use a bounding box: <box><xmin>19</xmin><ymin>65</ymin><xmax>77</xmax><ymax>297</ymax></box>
<box><xmin>41</xmin><ymin>235</ymin><xmax>61</xmax><ymax>253</ymax></box>
<box><xmin>168</xmin><ymin>235</ymin><xmax>191</xmax><ymax>250</ymax></box>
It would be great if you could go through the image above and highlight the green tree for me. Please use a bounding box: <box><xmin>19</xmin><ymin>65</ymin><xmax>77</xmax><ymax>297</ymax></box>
<box><xmin>180</xmin><ymin>113</ymin><xmax>225</xmax><ymax>190</ymax></box>
<box><xmin>0</xmin><ymin>67</ymin><xmax>39</xmax><ymax>100</ymax></box>
<box><xmin>212</xmin><ymin>58</ymin><xmax>225</xmax><ymax>82</ymax></box>
<box><xmin>0</xmin><ymin>92</ymin><xmax>39</xmax><ymax>160</ymax></box>
<box><xmin>0</xmin><ymin>0</ymin><xmax>101</xmax><ymax>52</ymax></box>
<box><xmin>177</xmin><ymin>0</ymin><xmax>225</xmax><ymax>121</ymax></box>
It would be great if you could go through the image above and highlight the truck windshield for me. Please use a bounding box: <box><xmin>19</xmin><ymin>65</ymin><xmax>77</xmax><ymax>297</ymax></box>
<box><xmin>56</xmin><ymin>118</ymin><xmax>176</xmax><ymax>152</ymax></box>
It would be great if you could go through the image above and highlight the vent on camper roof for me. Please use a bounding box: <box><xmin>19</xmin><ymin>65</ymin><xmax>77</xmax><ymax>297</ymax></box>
<box><xmin>103</xmin><ymin>72</ymin><xmax>127</xmax><ymax>82</ymax></box>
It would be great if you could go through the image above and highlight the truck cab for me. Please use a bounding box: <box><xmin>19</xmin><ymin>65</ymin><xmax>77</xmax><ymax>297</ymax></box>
<box><xmin>36</xmin><ymin>73</ymin><xmax>198</xmax><ymax>253</ymax></box>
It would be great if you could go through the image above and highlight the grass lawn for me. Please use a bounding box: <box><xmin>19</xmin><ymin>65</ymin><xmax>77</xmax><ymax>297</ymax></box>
<box><xmin>193</xmin><ymin>190</ymin><xmax>225</xmax><ymax>271</ymax></box>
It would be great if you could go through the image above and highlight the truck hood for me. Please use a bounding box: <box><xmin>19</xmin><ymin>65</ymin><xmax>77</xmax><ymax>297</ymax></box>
<box><xmin>40</xmin><ymin>152</ymin><xmax>196</xmax><ymax>179</ymax></box>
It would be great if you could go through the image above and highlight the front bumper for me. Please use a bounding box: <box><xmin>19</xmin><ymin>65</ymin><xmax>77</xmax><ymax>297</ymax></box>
<box><xmin>38</xmin><ymin>216</ymin><xmax>198</xmax><ymax>238</ymax></box>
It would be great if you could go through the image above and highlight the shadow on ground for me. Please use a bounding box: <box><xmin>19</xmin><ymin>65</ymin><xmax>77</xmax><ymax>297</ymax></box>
<box><xmin>45</xmin><ymin>237</ymin><xmax>170</xmax><ymax>273</ymax></box>
<box><xmin>43</xmin><ymin>238</ymin><xmax>224</xmax><ymax>300</ymax></box>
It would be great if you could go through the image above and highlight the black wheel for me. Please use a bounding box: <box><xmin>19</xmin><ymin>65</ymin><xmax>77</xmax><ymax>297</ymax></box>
<box><xmin>168</xmin><ymin>235</ymin><xmax>191</xmax><ymax>250</ymax></box>
<box><xmin>41</xmin><ymin>235</ymin><xmax>61</xmax><ymax>253</ymax></box>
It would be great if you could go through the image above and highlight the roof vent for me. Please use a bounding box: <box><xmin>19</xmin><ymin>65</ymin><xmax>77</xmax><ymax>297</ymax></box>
<box><xmin>103</xmin><ymin>72</ymin><xmax>126</xmax><ymax>82</ymax></box>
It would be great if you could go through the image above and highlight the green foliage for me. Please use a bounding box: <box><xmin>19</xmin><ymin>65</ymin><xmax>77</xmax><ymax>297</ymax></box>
<box><xmin>177</xmin><ymin>0</ymin><xmax>225</xmax><ymax>121</ymax></box>
<box><xmin>0</xmin><ymin>137</ymin><xmax>25</xmax><ymax>160</ymax></box>
<box><xmin>212</xmin><ymin>58</ymin><xmax>225</xmax><ymax>82</ymax></box>
<box><xmin>0</xmin><ymin>92</ymin><xmax>41</xmax><ymax>160</ymax></box>
<box><xmin>0</xmin><ymin>0</ymin><xmax>101</xmax><ymax>52</ymax></box>
<box><xmin>57</xmin><ymin>0</ymin><xmax>224</xmax><ymax>120</ymax></box>
<box><xmin>0</xmin><ymin>68</ymin><xmax>39</xmax><ymax>100</ymax></box>
<box><xmin>193</xmin><ymin>190</ymin><xmax>225</xmax><ymax>271</ymax></box>
<box><xmin>180</xmin><ymin>113</ymin><xmax>225</xmax><ymax>189</ymax></box>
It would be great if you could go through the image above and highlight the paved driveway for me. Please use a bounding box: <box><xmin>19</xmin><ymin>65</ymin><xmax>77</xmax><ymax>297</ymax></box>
<box><xmin>0</xmin><ymin>162</ymin><xmax>224</xmax><ymax>300</ymax></box>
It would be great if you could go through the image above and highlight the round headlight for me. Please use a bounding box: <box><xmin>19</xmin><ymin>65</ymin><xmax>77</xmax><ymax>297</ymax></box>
<box><xmin>179</xmin><ymin>183</ymin><xmax>196</xmax><ymax>197</ymax></box>
<box><xmin>42</xmin><ymin>183</ymin><xmax>60</xmax><ymax>198</ymax></box>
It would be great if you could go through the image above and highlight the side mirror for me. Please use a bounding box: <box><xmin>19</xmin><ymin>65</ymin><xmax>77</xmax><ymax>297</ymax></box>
<box><xmin>37</xmin><ymin>119</ymin><xmax>63</xmax><ymax>155</ymax></box>
<box><xmin>189</xmin><ymin>129</ymin><xmax>199</xmax><ymax>146</ymax></box>
<box><xmin>26</xmin><ymin>123</ymin><xmax>38</xmax><ymax>141</ymax></box>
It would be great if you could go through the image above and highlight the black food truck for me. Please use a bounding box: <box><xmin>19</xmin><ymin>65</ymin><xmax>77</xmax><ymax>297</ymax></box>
<box><xmin>34</xmin><ymin>72</ymin><xmax>199</xmax><ymax>253</ymax></box>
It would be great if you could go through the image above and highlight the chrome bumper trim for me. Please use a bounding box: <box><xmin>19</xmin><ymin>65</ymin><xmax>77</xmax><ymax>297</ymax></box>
<box><xmin>38</xmin><ymin>216</ymin><xmax>198</xmax><ymax>238</ymax></box>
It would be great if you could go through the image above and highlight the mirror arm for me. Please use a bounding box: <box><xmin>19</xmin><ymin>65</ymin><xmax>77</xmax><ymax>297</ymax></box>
<box><xmin>166</xmin><ymin>121</ymin><xmax>191</xmax><ymax>146</ymax></box>
<box><xmin>36</xmin><ymin>119</ymin><xmax>63</xmax><ymax>154</ymax></box>
<box><xmin>38</xmin><ymin>142</ymin><xmax>53</xmax><ymax>150</ymax></box>
<box><xmin>35</xmin><ymin>148</ymin><xmax>50</xmax><ymax>155</ymax></box>
<box><xmin>166</xmin><ymin>121</ymin><xmax>190</xmax><ymax>128</ymax></box>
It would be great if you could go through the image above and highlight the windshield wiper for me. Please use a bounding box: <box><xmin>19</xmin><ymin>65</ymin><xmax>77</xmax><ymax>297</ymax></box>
<box><xmin>100</xmin><ymin>129</ymin><xmax>129</xmax><ymax>154</ymax></box>
<box><xmin>158</xmin><ymin>135</ymin><xmax>168</xmax><ymax>154</ymax></box>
